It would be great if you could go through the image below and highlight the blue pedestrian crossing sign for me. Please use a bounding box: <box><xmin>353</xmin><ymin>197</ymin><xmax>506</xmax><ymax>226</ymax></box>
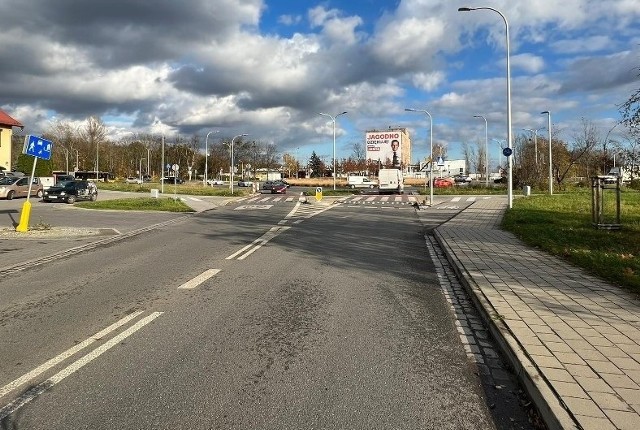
<box><xmin>436</xmin><ymin>156</ymin><xmax>445</xmax><ymax>167</ymax></box>
<box><xmin>23</xmin><ymin>135</ymin><xmax>53</xmax><ymax>160</ymax></box>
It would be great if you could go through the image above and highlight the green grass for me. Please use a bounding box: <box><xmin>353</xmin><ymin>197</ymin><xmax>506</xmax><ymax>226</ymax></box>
<box><xmin>502</xmin><ymin>190</ymin><xmax>640</xmax><ymax>294</ymax></box>
<box><xmin>97</xmin><ymin>181</ymin><xmax>250</xmax><ymax>197</ymax></box>
<box><xmin>75</xmin><ymin>197</ymin><xmax>193</xmax><ymax>212</ymax></box>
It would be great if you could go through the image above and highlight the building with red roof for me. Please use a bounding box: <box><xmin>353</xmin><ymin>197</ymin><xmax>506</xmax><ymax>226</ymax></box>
<box><xmin>0</xmin><ymin>109</ymin><xmax>24</xmax><ymax>172</ymax></box>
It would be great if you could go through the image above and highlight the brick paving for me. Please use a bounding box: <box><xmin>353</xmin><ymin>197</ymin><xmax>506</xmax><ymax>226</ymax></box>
<box><xmin>426</xmin><ymin>196</ymin><xmax>640</xmax><ymax>430</ymax></box>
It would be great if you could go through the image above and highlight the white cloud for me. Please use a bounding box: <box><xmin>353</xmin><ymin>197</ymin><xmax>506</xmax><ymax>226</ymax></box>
<box><xmin>412</xmin><ymin>71</ymin><xmax>445</xmax><ymax>92</ymax></box>
<box><xmin>511</xmin><ymin>53</ymin><xmax>545</xmax><ymax>73</ymax></box>
<box><xmin>551</xmin><ymin>36</ymin><xmax>613</xmax><ymax>54</ymax></box>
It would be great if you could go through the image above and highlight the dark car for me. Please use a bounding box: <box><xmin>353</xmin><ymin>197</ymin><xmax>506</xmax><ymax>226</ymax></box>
<box><xmin>262</xmin><ymin>180</ymin><xmax>287</xmax><ymax>194</ymax></box>
<box><xmin>162</xmin><ymin>176</ymin><xmax>183</xmax><ymax>184</ymax></box>
<box><xmin>42</xmin><ymin>180</ymin><xmax>98</xmax><ymax>204</ymax></box>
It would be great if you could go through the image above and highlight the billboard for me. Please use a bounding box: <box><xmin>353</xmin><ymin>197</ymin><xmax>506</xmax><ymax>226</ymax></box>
<box><xmin>366</xmin><ymin>131</ymin><xmax>401</xmax><ymax>167</ymax></box>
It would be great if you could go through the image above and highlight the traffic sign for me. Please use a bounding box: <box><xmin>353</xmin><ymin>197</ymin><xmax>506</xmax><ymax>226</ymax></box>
<box><xmin>23</xmin><ymin>135</ymin><xmax>53</xmax><ymax>160</ymax></box>
<box><xmin>315</xmin><ymin>187</ymin><xmax>323</xmax><ymax>201</ymax></box>
<box><xmin>436</xmin><ymin>156</ymin><xmax>445</xmax><ymax>167</ymax></box>
<box><xmin>172</xmin><ymin>164</ymin><xmax>179</xmax><ymax>172</ymax></box>
<box><xmin>502</xmin><ymin>147</ymin><xmax>513</xmax><ymax>157</ymax></box>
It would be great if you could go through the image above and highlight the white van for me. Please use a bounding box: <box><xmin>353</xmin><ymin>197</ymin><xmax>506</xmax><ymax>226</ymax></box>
<box><xmin>347</xmin><ymin>175</ymin><xmax>377</xmax><ymax>189</ymax></box>
<box><xmin>378</xmin><ymin>168</ymin><xmax>404</xmax><ymax>194</ymax></box>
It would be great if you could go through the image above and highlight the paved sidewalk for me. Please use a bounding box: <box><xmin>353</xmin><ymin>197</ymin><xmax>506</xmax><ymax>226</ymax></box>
<box><xmin>426</xmin><ymin>196</ymin><xmax>640</xmax><ymax>430</ymax></box>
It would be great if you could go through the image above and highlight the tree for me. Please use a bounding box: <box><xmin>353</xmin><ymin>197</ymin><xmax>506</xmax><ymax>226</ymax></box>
<box><xmin>308</xmin><ymin>151</ymin><xmax>324</xmax><ymax>178</ymax></box>
<box><xmin>79</xmin><ymin>116</ymin><xmax>108</xmax><ymax>175</ymax></box>
<box><xmin>620</xmin><ymin>65</ymin><xmax>640</xmax><ymax>127</ymax></box>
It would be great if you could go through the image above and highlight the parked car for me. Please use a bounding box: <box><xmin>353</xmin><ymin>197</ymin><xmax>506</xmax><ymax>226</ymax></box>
<box><xmin>262</xmin><ymin>180</ymin><xmax>287</xmax><ymax>194</ymax></box>
<box><xmin>42</xmin><ymin>180</ymin><xmax>97</xmax><ymax>204</ymax></box>
<box><xmin>433</xmin><ymin>177</ymin><xmax>455</xmax><ymax>188</ymax></box>
<box><xmin>162</xmin><ymin>176</ymin><xmax>183</xmax><ymax>184</ymax></box>
<box><xmin>125</xmin><ymin>176</ymin><xmax>142</xmax><ymax>184</ymax></box>
<box><xmin>206</xmin><ymin>179</ymin><xmax>225</xmax><ymax>186</ymax></box>
<box><xmin>0</xmin><ymin>176</ymin><xmax>44</xmax><ymax>200</ymax></box>
<box><xmin>453</xmin><ymin>175</ymin><xmax>472</xmax><ymax>183</ymax></box>
<box><xmin>237</xmin><ymin>180</ymin><xmax>254</xmax><ymax>187</ymax></box>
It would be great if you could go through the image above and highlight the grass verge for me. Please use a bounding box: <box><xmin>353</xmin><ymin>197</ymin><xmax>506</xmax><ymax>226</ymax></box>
<box><xmin>75</xmin><ymin>197</ymin><xmax>193</xmax><ymax>212</ymax></box>
<box><xmin>502</xmin><ymin>190</ymin><xmax>640</xmax><ymax>294</ymax></box>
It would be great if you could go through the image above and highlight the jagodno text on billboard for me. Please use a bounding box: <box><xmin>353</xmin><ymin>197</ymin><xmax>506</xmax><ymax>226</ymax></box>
<box><xmin>366</xmin><ymin>132</ymin><xmax>401</xmax><ymax>166</ymax></box>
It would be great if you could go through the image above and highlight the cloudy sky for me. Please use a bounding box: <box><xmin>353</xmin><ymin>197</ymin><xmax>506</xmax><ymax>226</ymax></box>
<box><xmin>2</xmin><ymin>0</ymin><xmax>639</xmax><ymax>164</ymax></box>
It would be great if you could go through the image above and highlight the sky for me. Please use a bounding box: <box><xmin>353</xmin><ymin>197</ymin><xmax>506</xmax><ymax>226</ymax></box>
<box><xmin>1</xmin><ymin>0</ymin><xmax>639</xmax><ymax>167</ymax></box>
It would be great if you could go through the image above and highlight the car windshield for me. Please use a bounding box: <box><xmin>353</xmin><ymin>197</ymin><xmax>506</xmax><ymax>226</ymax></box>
<box><xmin>0</xmin><ymin>177</ymin><xmax>18</xmax><ymax>185</ymax></box>
<box><xmin>57</xmin><ymin>180</ymin><xmax>76</xmax><ymax>189</ymax></box>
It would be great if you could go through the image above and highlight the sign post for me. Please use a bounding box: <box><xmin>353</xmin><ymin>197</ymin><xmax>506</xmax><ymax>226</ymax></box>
<box><xmin>16</xmin><ymin>135</ymin><xmax>53</xmax><ymax>232</ymax></box>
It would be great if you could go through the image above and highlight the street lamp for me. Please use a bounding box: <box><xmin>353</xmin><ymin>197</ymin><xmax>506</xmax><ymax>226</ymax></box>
<box><xmin>319</xmin><ymin>111</ymin><xmax>347</xmax><ymax>190</ymax></box>
<box><xmin>161</xmin><ymin>134</ymin><xmax>165</xmax><ymax>194</ymax></box>
<box><xmin>459</xmin><ymin>6</ymin><xmax>513</xmax><ymax>208</ymax></box>
<box><xmin>204</xmin><ymin>130</ymin><xmax>219</xmax><ymax>185</ymax></box>
<box><xmin>139</xmin><ymin>158</ymin><xmax>146</xmax><ymax>183</ymax></box>
<box><xmin>541</xmin><ymin>111</ymin><xmax>553</xmax><ymax>194</ymax></box>
<box><xmin>230</xmin><ymin>133</ymin><xmax>248</xmax><ymax>195</ymax></box>
<box><xmin>474</xmin><ymin>115</ymin><xmax>489</xmax><ymax>186</ymax></box>
<box><xmin>405</xmin><ymin>108</ymin><xmax>433</xmax><ymax>205</ymax></box>
<box><xmin>523</xmin><ymin>127</ymin><xmax>545</xmax><ymax>165</ymax></box>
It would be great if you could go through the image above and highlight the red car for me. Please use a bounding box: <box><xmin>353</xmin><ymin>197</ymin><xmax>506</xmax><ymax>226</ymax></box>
<box><xmin>262</xmin><ymin>180</ymin><xmax>287</xmax><ymax>194</ymax></box>
<box><xmin>433</xmin><ymin>177</ymin><xmax>455</xmax><ymax>188</ymax></box>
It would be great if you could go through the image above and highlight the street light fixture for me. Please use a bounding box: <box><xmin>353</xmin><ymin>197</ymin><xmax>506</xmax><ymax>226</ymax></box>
<box><xmin>230</xmin><ymin>133</ymin><xmax>249</xmax><ymax>195</ymax></box>
<box><xmin>474</xmin><ymin>115</ymin><xmax>489</xmax><ymax>186</ymax></box>
<box><xmin>204</xmin><ymin>130</ymin><xmax>220</xmax><ymax>185</ymax></box>
<box><xmin>541</xmin><ymin>111</ymin><xmax>553</xmax><ymax>194</ymax></box>
<box><xmin>405</xmin><ymin>108</ymin><xmax>433</xmax><ymax>205</ymax></box>
<box><xmin>523</xmin><ymin>127</ymin><xmax>545</xmax><ymax>165</ymax></box>
<box><xmin>319</xmin><ymin>111</ymin><xmax>347</xmax><ymax>190</ymax></box>
<box><xmin>459</xmin><ymin>6</ymin><xmax>513</xmax><ymax>208</ymax></box>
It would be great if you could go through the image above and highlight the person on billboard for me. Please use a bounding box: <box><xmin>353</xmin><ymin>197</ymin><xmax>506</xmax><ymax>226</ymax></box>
<box><xmin>391</xmin><ymin>139</ymin><xmax>400</xmax><ymax>166</ymax></box>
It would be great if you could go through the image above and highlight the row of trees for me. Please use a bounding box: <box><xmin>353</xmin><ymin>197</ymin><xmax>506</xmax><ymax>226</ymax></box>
<box><xmin>10</xmin><ymin>117</ymin><xmax>281</xmax><ymax>181</ymax></box>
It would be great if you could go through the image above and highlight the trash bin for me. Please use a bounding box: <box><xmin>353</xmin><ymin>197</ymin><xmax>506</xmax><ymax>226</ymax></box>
<box><xmin>523</xmin><ymin>185</ymin><xmax>531</xmax><ymax>196</ymax></box>
<box><xmin>150</xmin><ymin>189</ymin><xmax>159</xmax><ymax>198</ymax></box>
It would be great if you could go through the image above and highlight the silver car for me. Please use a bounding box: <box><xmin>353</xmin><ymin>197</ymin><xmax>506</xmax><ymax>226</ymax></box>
<box><xmin>0</xmin><ymin>176</ymin><xmax>44</xmax><ymax>200</ymax></box>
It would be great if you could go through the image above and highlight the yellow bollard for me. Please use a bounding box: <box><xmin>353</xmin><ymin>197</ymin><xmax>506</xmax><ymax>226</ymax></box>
<box><xmin>15</xmin><ymin>201</ymin><xmax>32</xmax><ymax>232</ymax></box>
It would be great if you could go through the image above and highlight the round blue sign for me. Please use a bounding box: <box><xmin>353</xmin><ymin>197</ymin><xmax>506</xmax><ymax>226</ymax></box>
<box><xmin>502</xmin><ymin>147</ymin><xmax>513</xmax><ymax>157</ymax></box>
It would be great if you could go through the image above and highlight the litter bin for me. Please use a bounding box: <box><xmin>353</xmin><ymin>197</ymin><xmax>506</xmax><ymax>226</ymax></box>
<box><xmin>523</xmin><ymin>185</ymin><xmax>531</xmax><ymax>196</ymax></box>
<box><xmin>150</xmin><ymin>189</ymin><xmax>159</xmax><ymax>198</ymax></box>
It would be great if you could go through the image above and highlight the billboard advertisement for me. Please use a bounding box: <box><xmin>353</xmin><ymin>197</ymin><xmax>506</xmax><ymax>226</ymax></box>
<box><xmin>366</xmin><ymin>131</ymin><xmax>401</xmax><ymax>166</ymax></box>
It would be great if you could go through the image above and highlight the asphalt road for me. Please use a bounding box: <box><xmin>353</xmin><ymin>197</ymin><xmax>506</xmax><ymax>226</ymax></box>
<box><xmin>0</xmin><ymin>197</ymin><xmax>534</xmax><ymax>429</ymax></box>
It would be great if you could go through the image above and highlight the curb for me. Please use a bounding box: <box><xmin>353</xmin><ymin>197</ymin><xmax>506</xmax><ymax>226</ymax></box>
<box><xmin>432</xmin><ymin>227</ymin><xmax>579</xmax><ymax>430</ymax></box>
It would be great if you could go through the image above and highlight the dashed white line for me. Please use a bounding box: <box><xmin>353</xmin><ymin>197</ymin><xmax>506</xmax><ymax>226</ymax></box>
<box><xmin>177</xmin><ymin>269</ymin><xmax>221</xmax><ymax>290</ymax></box>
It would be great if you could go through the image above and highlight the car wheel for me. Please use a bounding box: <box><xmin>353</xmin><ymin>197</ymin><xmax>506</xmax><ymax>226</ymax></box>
<box><xmin>90</xmin><ymin>193</ymin><xmax>97</xmax><ymax>201</ymax></box>
<box><xmin>350</xmin><ymin>185</ymin><xmax>355</xmax><ymax>189</ymax></box>
<box><xmin>369</xmin><ymin>184</ymin><xmax>374</xmax><ymax>188</ymax></box>
<box><xmin>36</xmin><ymin>189</ymin><xmax>43</xmax><ymax>198</ymax></box>
<box><xmin>66</xmin><ymin>195</ymin><xmax>76</xmax><ymax>204</ymax></box>
<box><xmin>6</xmin><ymin>191</ymin><xmax>14</xmax><ymax>200</ymax></box>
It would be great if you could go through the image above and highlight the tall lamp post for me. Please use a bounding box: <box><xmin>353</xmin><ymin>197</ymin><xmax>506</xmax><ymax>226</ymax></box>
<box><xmin>230</xmin><ymin>133</ymin><xmax>248</xmax><ymax>195</ymax></box>
<box><xmin>523</xmin><ymin>127</ymin><xmax>544</xmax><ymax>165</ymax></box>
<box><xmin>204</xmin><ymin>130</ymin><xmax>219</xmax><ymax>185</ymax></box>
<box><xmin>541</xmin><ymin>111</ymin><xmax>553</xmax><ymax>194</ymax></box>
<box><xmin>474</xmin><ymin>115</ymin><xmax>489</xmax><ymax>186</ymax></box>
<box><xmin>405</xmin><ymin>108</ymin><xmax>433</xmax><ymax>205</ymax></box>
<box><xmin>319</xmin><ymin>111</ymin><xmax>347</xmax><ymax>190</ymax></box>
<box><xmin>459</xmin><ymin>6</ymin><xmax>513</xmax><ymax>208</ymax></box>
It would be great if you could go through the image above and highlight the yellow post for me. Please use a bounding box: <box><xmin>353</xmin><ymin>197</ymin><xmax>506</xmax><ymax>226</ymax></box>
<box><xmin>16</xmin><ymin>200</ymin><xmax>32</xmax><ymax>232</ymax></box>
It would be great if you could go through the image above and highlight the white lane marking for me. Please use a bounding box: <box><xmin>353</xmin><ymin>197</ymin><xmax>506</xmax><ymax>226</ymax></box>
<box><xmin>234</xmin><ymin>205</ymin><xmax>273</xmax><ymax>210</ymax></box>
<box><xmin>284</xmin><ymin>201</ymin><xmax>301</xmax><ymax>219</ymax></box>
<box><xmin>0</xmin><ymin>311</ymin><xmax>144</xmax><ymax>399</ymax></box>
<box><xmin>285</xmin><ymin>197</ymin><xmax>294</xmax><ymax>202</ymax></box>
<box><xmin>451</xmin><ymin>197</ymin><xmax>461</xmax><ymax>202</ymax></box>
<box><xmin>246</xmin><ymin>197</ymin><xmax>259</xmax><ymax>202</ymax></box>
<box><xmin>408</xmin><ymin>196</ymin><xmax>417</xmax><ymax>202</ymax></box>
<box><xmin>351</xmin><ymin>196</ymin><xmax>363</xmax><ymax>201</ymax></box>
<box><xmin>466</xmin><ymin>197</ymin><xmax>476</xmax><ymax>202</ymax></box>
<box><xmin>177</xmin><ymin>269</ymin><xmax>221</xmax><ymax>290</ymax></box>
<box><xmin>0</xmin><ymin>312</ymin><xmax>162</xmax><ymax>421</ymax></box>
<box><xmin>394</xmin><ymin>196</ymin><xmax>402</xmax><ymax>202</ymax></box>
<box><xmin>272</xmin><ymin>197</ymin><xmax>282</xmax><ymax>202</ymax></box>
<box><xmin>278</xmin><ymin>220</ymin><xmax>288</xmax><ymax>225</ymax></box>
<box><xmin>380</xmin><ymin>196</ymin><xmax>389</xmax><ymax>202</ymax></box>
<box><xmin>366</xmin><ymin>196</ymin><xmax>376</xmax><ymax>201</ymax></box>
<box><xmin>226</xmin><ymin>226</ymin><xmax>291</xmax><ymax>260</ymax></box>
<box><xmin>258</xmin><ymin>197</ymin><xmax>271</xmax><ymax>202</ymax></box>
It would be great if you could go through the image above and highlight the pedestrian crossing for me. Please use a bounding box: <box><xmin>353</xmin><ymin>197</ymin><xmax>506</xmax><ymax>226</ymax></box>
<box><xmin>235</xmin><ymin>194</ymin><xmax>490</xmax><ymax>206</ymax></box>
